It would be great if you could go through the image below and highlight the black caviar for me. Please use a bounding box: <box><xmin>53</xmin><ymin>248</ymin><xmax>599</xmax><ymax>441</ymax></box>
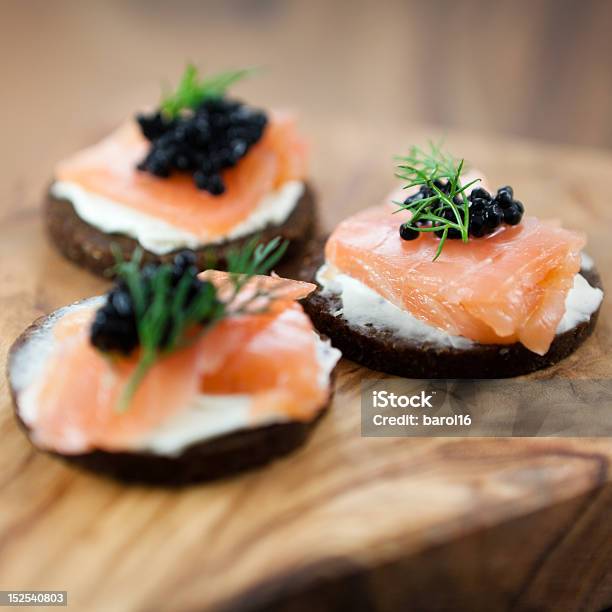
<box><xmin>400</xmin><ymin>182</ymin><xmax>524</xmax><ymax>241</ymax></box>
<box><xmin>136</xmin><ymin>98</ymin><xmax>268</xmax><ymax>195</ymax></box>
<box><xmin>399</xmin><ymin>224</ymin><xmax>419</xmax><ymax>240</ymax></box>
<box><xmin>90</xmin><ymin>251</ymin><xmax>216</xmax><ymax>355</ymax></box>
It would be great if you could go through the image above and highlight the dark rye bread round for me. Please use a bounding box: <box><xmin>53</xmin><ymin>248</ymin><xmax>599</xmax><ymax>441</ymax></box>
<box><xmin>7</xmin><ymin>307</ymin><xmax>329</xmax><ymax>486</ymax></box>
<box><xmin>44</xmin><ymin>183</ymin><xmax>317</xmax><ymax>277</ymax></box>
<box><xmin>296</xmin><ymin>244</ymin><xmax>603</xmax><ymax>379</ymax></box>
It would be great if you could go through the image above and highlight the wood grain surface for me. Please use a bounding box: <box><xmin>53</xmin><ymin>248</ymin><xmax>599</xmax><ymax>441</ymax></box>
<box><xmin>2</xmin><ymin>2</ymin><xmax>612</xmax><ymax>609</ymax></box>
<box><xmin>1</xmin><ymin>119</ymin><xmax>612</xmax><ymax>611</ymax></box>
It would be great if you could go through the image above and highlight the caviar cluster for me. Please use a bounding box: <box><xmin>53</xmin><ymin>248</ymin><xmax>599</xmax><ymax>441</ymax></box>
<box><xmin>90</xmin><ymin>252</ymin><xmax>216</xmax><ymax>355</ymax></box>
<box><xmin>136</xmin><ymin>98</ymin><xmax>268</xmax><ymax>195</ymax></box>
<box><xmin>400</xmin><ymin>182</ymin><xmax>524</xmax><ymax>241</ymax></box>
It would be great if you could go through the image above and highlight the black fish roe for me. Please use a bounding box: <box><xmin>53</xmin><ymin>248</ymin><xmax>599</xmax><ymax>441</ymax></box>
<box><xmin>90</xmin><ymin>251</ymin><xmax>217</xmax><ymax>355</ymax></box>
<box><xmin>399</xmin><ymin>224</ymin><xmax>419</xmax><ymax>240</ymax></box>
<box><xmin>136</xmin><ymin>98</ymin><xmax>268</xmax><ymax>195</ymax></box>
<box><xmin>400</xmin><ymin>183</ymin><xmax>524</xmax><ymax>242</ymax></box>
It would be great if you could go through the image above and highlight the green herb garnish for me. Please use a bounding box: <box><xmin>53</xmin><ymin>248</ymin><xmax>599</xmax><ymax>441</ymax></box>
<box><xmin>395</xmin><ymin>142</ymin><xmax>481</xmax><ymax>261</ymax></box>
<box><xmin>160</xmin><ymin>63</ymin><xmax>256</xmax><ymax>119</ymax></box>
<box><xmin>111</xmin><ymin>237</ymin><xmax>287</xmax><ymax>411</ymax></box>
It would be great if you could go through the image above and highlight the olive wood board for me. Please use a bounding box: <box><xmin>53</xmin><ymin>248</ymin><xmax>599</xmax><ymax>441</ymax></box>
<box><xmin>1</xmin><ymin>123</ymin><xmax>612</xmax><ymax>611</ymax></box>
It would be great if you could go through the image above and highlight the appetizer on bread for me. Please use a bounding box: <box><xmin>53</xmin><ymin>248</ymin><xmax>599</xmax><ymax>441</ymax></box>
<box><xmin>9</xmin><ymin>240</ymin><xmax>340</xmax><ymax>484</ymax></box>
<box><xmin>46</xmin><ymin>65</ymin><xmax>315</xmax><ymax>276</ymax></box>
<box><xmin>301</xmin><ymin>144</ymin><xmax>603</xmax><ymax>378</ymax></box>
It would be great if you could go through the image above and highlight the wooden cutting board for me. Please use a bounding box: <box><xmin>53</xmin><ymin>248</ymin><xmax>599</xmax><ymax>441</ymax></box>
<box><xmin>1</xmin><ymin>122</ymin><xmax>612</xmax><ymax>612</ymax></box>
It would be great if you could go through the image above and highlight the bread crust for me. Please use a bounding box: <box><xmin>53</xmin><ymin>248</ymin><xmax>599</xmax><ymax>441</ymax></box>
<box><xmin>7</xmin><ymin>306</ymin><xmax>329</xmax><ymax>486</ymax></box>
<box><xmin>44</xmin><ymin>183</ymin><xmax>318</xmax><ymax>277</ymax></box>
<box><xmin>296</xmin><ymin>243</ymin><xmax>603</xmax><ymax>379</ymax></box>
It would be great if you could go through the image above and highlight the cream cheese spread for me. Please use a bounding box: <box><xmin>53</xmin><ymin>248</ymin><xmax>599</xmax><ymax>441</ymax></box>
<box><xmin>50</xmin><ymin>180</ymin><xmax>305</xmax><ymax>255</ymax></box>
<box><xmin>316</xmin><ymin>260</ymin><xmax>603</xmax><ymax>349</ymax></box>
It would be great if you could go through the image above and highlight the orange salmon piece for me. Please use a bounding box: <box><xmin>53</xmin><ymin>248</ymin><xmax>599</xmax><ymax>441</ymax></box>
<box><xmin>55</xmin><ymin>112</ymin><xmax>308</xmax><ymax>238</ymax></box>
<box><xmin>199</xmin><ymin>270</ymin><xmax>315</xmax><ymax>308</ymax></box>
<box><xmin>325</xmin><ymin>202</ymin><xmax>585</xmax><ymax>355</ymax></box>
<box><xmin>28</xmin><ymin>274</ymin><xmax>325</xmax><ymax>453</ymax></box>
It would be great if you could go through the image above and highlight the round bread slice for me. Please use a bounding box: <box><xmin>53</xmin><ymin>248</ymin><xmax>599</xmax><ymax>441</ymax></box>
<box><xmin>44</xmin><ymin>183</ymin><xmax>318</xmax><ymax>277</ymax></box>
<box><xmin>295</xmin><ymin>242</ymin><xmax>603</xmax><ymax>379</ymax></box>
<box><xmin>7</xmin><ymin>305</ymin><xmax>330</xmax><ymax>486</ymax></box>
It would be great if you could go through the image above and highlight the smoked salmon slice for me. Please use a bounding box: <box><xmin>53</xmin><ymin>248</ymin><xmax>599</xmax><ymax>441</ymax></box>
<box><xmin>200</xmin><ymin>270</ymin><xmax>315</xmax><ymax>310</ymax></box>
<box><xmin>23</xmin><ymin>274</ymin><xmax>328</xmax><ymax>454</ymax></box>
<box><xmin>54</xmin><ymin>112</ymin><xmax>308</xmax><ymax>238</ymax></box>
<box><xmin>325</xmin><ymin>201</ymin><xmax>586</xmax><ymax>355</ymax></box>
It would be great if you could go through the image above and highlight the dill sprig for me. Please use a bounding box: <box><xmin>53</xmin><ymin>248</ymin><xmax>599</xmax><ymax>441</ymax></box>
<box><xmin>395</xmin><ymin>142</ymin><xmax>481</xmax><ymax>260</ymax></box>
<box><xmin>111</xmin><ymin>237</ymin><xmax>287</xmax><ymax>411</ymax></box>
<box><xmin>160</xmin><ymin>64</ymin><xmax>257</xmax><ymax>119</ymax></box>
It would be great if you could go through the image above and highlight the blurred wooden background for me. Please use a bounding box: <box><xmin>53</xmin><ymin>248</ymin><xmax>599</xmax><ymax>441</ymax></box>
<box><xmin>1</xmin><ymin>0</ymin><xmax>611</xmax><ymax>217</ymax></box>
